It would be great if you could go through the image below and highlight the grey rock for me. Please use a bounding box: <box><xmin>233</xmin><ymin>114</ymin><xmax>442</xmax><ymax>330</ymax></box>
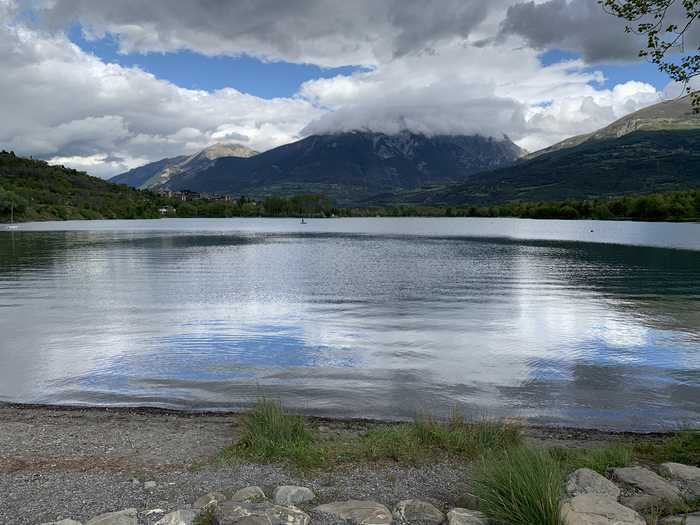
<box><xmin>272</xmin><ymin>486</ymin><xmax>315</xmax><ymax>506</ymax></box>
<box><xmin>230</xmin><ymin>486</ymin><xmax>266</xmax><ymax>502</ymax></box>
<box><xmin>216</xmin><ymin>501</ymin><xmax>309</xmax><ymax>525</ymax></box>
<box><xmin>144</xmin><ymin>481</ymin><xmax>157</xmax><ymax>489</ymax></box>
<box><xmin>660</xmin><ymin>512</ymin><xmax>700</xmax><ymax>525</ymax></box>
<box><xmin>193</xmin><ymin>491</ymin><xmax>228</xmax><ymax>510</ymax></box>
<box><xmin>659</xmin><ymin>463</ymin><xmax>700</xmax><ymax>482</ymax></box>
<box><xmin>612</xmin><ymin>467</ymin><xmax>681</xmax><ymax>501</ymax></box>
<box><xmin>619</xmin><ymin>494</ymin><xmax>665</xmax><ymax>512</ymax></box>
<box><xmin>393</xmin><ymin>499</ymin><xmax>444</xmax><ymax>524</ymax></box>
<box><xmin>314</xmin><ymin>500</ymin><xmax>392</xmax><ymax>525</ymax></box>
<box><xmin>85</xmin><ymin>509</ymin><xmax>138</xmax><ymax>525</ymax></box>
<box><xmin>154</xmin><ymin>510</ymin><xmax>197</xmax><ymax>525</ymax></box>
<box><xmin>566</xmin><ymin>468</ymin><xmax>621</xmax><ymax>499</ymax></box>
<box><xmin>235</xmin><ymin>517</ymin><xmax>271</xmax><ymax>525</ymax></box>
<box><xmin>561</xmin><ymin>495</ymin><xmax>645</xmax><ymax>525</ymax></box>
<box><xmin>687</xmin><ymin>481</ymin><xmax>700</xmax><ymax>498</ymax></box>
<box><xmin>39</xmin><ymin>521</ymin><xmax>83</xmax><ymax>525</ymax></box>
<box><xmin>446</xmin><ymin>508</ymin><xmax>487</xmax><ymax>525</ymax></box>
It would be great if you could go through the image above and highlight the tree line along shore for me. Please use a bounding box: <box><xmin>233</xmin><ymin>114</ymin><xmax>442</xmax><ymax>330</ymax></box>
<box><xmin>2</xmin><ymin>150</ymin><xmax>700</xmax><ymax>224</ymax></box>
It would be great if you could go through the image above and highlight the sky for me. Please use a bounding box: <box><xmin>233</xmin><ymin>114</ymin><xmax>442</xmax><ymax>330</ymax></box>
<box><xmin>0</xmin><ymin>0</ymin><xmax>697</xmax><ymax>178</ymax></box>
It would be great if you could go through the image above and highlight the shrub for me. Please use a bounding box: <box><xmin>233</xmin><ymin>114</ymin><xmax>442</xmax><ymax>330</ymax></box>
<box><xmin>549</xmin><ymin>444</ymin><xmax>633</xmax><ymax>474</ymax></box>
<box><xmin>472</xmin><ymin>447</ymin><xmax>563</xmax><ymax>525</ymax></box>
<box><xmin>223</xmin><ymin>399</ymin><xmax>324</xmax><ymax>469</ymax></box>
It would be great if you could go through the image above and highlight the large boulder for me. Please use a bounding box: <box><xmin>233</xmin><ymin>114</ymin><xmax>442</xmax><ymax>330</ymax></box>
<box><xmin>314</xmin><ymin>500</ymin><xmax>392</xmax><ymax>525</ymax></box>
<box><xmin>566</xmin><ymin>468</ymin><xmax>621</xmax><ymax>499</ymax></box>
<box><xmin>659</xmin><ymin>512</ymin><xmax>700</xmax><ymax>525</ymax></box>
<box><xmin>216</xmin><ymin>501</ymin><xmax>310</xmax><ymax>525</ymax></box>
<box><xmin>272</xmin><ymin>486</ymin><xmax>315</xmax><ymax>506</ymax></box>
<box><xmin>154</xmin><ymin>510</ymin><xmax>197</xmax><ymax>525</ymax></box>
<box><xmin>446</xmin><ymin>508</ymin><xmax>487</xmax><ymax>525</ymax></box>
<box><xmin>193</xmin><ymin>491</ymin><xmax>228</xmax><ymax>510</ymax></box>
<box><xmin>561</xmin><ymin>494</ymin><xmax>646</xmax><ymax>525</ymax></box>
<box><xmin>612</xmin><ymin>467</ymin><xmax>681</xmax><ymax>502</ymax></box>
<box><xmin>659</xmin><ymin>463</ymin><xmax>700</xmax><ymax>498</ymax></box>
<box><xmin>393</xmin><ymin>499</ymin><xmax>445</xmax><ymax>524</ymax></box>
<box><xmin>659</xmin><ymin>463</ymin><xmax>700</xmax><ymax>482</ymax></box>
<box><xmin>619</xmin><ymin>494</ymin><xmax>665</xmax><ymax>512</ymax></box>
<box><xmin>229</xmin><ymin>486</ymin><xmax>267</xmax><ymax>502</ymax></box>
<box><xmin>85</xmin><ymin>509</ymin><xmax>138</xmax><ymax>525</ymax></box>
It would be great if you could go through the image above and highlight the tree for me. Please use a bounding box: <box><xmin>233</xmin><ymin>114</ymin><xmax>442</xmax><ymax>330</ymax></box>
<box><xmin>601</xmin><ymin>0</ymin><xmax>700</xmax><ymax>110</ymax></box>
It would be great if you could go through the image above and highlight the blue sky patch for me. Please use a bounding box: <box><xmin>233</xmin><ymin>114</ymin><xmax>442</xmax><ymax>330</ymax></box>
<box><xmin>540</xmin><ymin>48</ymin><xmax>669</xmax><ymax>91</ymax></box>
<box><xmin>68</xmin><ymin>25</ymin><xmax>365</xmax><ymax>98</ymax></box>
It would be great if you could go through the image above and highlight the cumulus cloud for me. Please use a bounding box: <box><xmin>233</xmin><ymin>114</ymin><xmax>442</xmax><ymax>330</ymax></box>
<box><xmin>500</xmin><ymin>0</ymin><xmax>700</xmax><ymax>63</ymax></box>
<box><xmin>300</xmin><ymin>40</ymin><xmax>661</xmax><ymax>150</ymax></box>
<box><xmin>0</xmin><ymin>16</ymin><xmax>323</xmax><ymax>176</ymax></box>
<box><xmin>303</xmin><ymin>91</ymin><xmax>527</xmax><ymax>139</ymax></box>
<box><xmin>521</xmin><ymin>81</ymin><xmax>661</xmax><ymax>151</ymax></box>
<box><xmin>0</xmin><ymin>0</ymin><xmax>674</xmax><ymax>177</ymax></box>
<box><xmin>33</xmin><ymin>0</ymin><xmax>516</xmax><ymax>67</ymax></box>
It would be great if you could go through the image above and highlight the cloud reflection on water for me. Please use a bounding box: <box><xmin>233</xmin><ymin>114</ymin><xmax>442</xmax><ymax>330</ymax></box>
<box><xmin>0</xmin><ymin>220</ymin><xmax>699</xmax><ymax>430</ymax></box>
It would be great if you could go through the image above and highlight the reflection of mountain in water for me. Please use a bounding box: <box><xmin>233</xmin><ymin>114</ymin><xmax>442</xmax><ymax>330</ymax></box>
<box><xmin>531</xmin><ymin>240</ymin><xmax>700</xmax><ymax>336</ymax></box>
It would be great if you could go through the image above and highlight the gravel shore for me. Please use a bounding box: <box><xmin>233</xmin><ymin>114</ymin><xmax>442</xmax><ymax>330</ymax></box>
<box><xmin>0</xmin><ymin>404</ymin><xmax>655</xmax><ymax>524</ymax></box>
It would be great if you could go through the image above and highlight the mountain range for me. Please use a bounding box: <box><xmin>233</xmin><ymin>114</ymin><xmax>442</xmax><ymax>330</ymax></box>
<box><xmin>112</xmin><ymin>133</ymin><xmax>525</xmax><ymax>205</ymax></box>
<box><xmin>380</xmin><ymin>95</ymin><xmax>700</xmax><ymax>206</ymax></box>
<box><xmin>111</xmin><ymin>95</ymin><xmax>700</xmax><ymax>206</ymax></box>
<box><xmin>111</xmin><ymin>143</ymin><xmax>258</xmax><ymax>189</ymax></box>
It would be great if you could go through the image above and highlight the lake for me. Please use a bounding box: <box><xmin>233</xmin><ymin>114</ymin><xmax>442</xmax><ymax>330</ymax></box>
<box><xmin>1</xmin><ymin>218</ymin><xmax>699</xmax><ymax>431</ymax></box>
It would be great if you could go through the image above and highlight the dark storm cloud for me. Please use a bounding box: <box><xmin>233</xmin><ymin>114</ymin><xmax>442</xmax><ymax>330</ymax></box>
<box><xmin>34</xmin><ymin>0</ymin><xmax>513</xmax><ymax>66</ymax></box>
<box><xmin>500</xmin><ymin>0</ymin><xmax>700</xmax><ymax>63</ymax></box>
<box><xmin>500</xmin><ymin>0</ymin><xmax>641</xmax><ymax>62</ymax></box>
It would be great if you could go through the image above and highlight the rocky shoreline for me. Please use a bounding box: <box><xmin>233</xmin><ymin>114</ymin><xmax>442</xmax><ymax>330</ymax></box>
<box><xmin>34</xmin><ymin>462</ymin><xmax>700</xmax><ymax>525</ymax></box>
<box><xmin>0</xmin><ymin>405</ymin><xmax>696</xmax><ymax>525</ymax></box>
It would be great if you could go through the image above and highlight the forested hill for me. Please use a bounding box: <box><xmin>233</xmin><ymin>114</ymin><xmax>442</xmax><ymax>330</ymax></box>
<box><xmin>376</xmin><ymin>129</ymin><xmax>700</xmax><ymax>207</ymax></box>
<box><xmin>0</xmin><ymin>151</ymin><xmax>163</xmax><ymax>222</ymax></box>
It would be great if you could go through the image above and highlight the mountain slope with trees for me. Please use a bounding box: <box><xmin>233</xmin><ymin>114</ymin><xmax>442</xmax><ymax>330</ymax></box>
<box><xmin>0</xmin><ymin>151</ymin><xmax>164</xmax><ymax>222</ymax></box>
<box><xmin>379</xmin><ymin>96</ymin><xmax>700</xmax><ymax>206</ymax></box>
<box><xmin>156</xmin><ymin>132</ymin><xmax>525</xmax><ymax>205</ymax></box>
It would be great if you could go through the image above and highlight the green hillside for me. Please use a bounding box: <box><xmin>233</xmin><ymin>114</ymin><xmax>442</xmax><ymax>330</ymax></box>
<box><xmin>378</xmin><ymin>129</ymin><xmax>700</xmax><ymax>207</ymax></box>
<box><xmin>0</xmin><ymin>151</ymin><xmax>163</xmax><ymax>222</ymax></box>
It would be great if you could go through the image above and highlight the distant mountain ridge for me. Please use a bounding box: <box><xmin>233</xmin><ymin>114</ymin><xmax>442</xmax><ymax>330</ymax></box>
<box><xmin>111</xmin><ymin>143</ymin><xmax>258</xmax><ymax>189</ymax></box>
<box><xmin>378</xmin><ymin>95</ymin><xmax>700</xmax><ymax>206</ymax></box>
<box><xmin>115</xmin><ymin>131</ymin><xmax>525</xmax><ymax>205</ymax></box>
<box><xmin>526</xmin><ymin>95</ymin><xmax>697</xmax><ymax>159</ymax></box>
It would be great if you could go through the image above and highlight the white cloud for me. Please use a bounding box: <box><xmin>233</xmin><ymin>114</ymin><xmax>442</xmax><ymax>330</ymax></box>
<box><xmin>0</xmin><ymin>14</ymin><xmax>323</xmax><ymax>177</ymax></box>
<box><xmin>300</xmin><ymin>40</ymin><xmax>662</xmax><ymax>151</ymax></box>
<box><xmin>0</xmin><ymin>0</ymin><xmax>672</xmax><ymax>177</ymax></box>
<box><xmin>34</xmin><ymin>0</ymin><xmax>516</xmax><ymax>67</ymax></box>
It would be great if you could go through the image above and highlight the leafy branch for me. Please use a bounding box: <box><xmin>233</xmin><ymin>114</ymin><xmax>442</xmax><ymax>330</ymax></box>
<box><xmin>600</xmin><ymin>0</ymin><xmax>700</xmax><ymax>110</ymax></box>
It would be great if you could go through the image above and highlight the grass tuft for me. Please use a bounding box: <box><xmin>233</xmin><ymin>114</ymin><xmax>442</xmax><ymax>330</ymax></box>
<box><xmin>634</xmin><ymin>431</ymin><xmax>700</xmax><ymax>467</ymax></box>
<box><xmin>359</xmin><ymin>415</ymin><xmax>521</xmax><ymax>464</ymax></box>
<box><xmin>193</xmin><ymin>506</ymin><xmax>217</xmax><ymax>525</ymax></box>
<box><xmin>548</xmin><ymin>444</ymin><xmax>633</xmax><ymax>474</ymax></box>
<box><xmin>472</xmin><ymin>447</ymin><xmax>564</xmax><ymax>525</ymax></box>
<box><xmin>221</xmin><ymin>399</ymin><xmax>324</xmax><ymax>469</ymax></box>
<box><xmin>219</xmin><ymin>402</ymin><xmax>521</xmax><ymax>469</ymax></box>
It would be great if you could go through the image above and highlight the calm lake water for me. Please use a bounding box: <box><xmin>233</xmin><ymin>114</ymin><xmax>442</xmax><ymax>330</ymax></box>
<box><xmin>1</xmin><ymin>218</ymin><xmax>699</xmax><ymax>430</ymax></box>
